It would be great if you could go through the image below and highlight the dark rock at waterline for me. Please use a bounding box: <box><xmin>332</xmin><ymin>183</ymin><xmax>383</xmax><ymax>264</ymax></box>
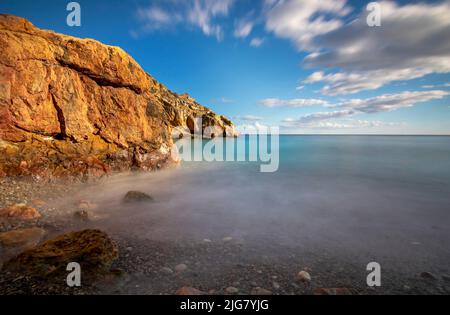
<box><xmin>123</xmin><ymin>191</ymin><xmax>154</xmax><ymax>203</ymax></box>
<box><xmin>420</xmin><ymin>272</ymin><xmax>437</xmax><ymax>280</ymax></box>
<box><xmin>2</xmin><ymin>229</ymin><xmax>118</xmax><ymax>278</ymax></box>
<box><xmin>74</xmin><ymin>210</ymin><xmax>90</xmax><ymax>222</ymax></box>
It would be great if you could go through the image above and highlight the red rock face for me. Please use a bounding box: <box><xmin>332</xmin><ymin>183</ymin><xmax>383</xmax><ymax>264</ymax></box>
<box><xmin>0</xmin><ymin>14</ymin><xmax>236</xmax><ymax>179</ymax></box>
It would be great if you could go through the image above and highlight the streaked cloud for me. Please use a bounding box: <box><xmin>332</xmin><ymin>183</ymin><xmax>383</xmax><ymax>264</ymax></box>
<box><xmin>264</xmin><ymin>0</ymin><xmax>351</xmax><ymax>51</ymax></box>
<box><xmin>235</xmin><ymin>115</ymin><xmax>264</xmax><ymax>121</ymax></box>
<box><xmin>280</xmin><ymin>90</ymin><xmax>449</xmax><ymax>126</ymax></box>
<box><xmin>134</xmin><ymin>0</ymin><xmax>234</xmax><ymax>40</ymax></box>
<box><xmin>302</xmin><ymin>1</ymin><xmax>450</xmax><ymax>95</ymax></box>
<box><xmin>234</xmin><ymin>16</ymin><xmax>254</xmax><ymax>38</ymax></box>
<box><xmin>259</xmin><ymin>98</ymin><xmax>329</xmax><ymax>108</ymax></box>
<box><xmin>282</xmin><ymin>119</ymin><xmax>406</xmax><ymax>130</ymax></box>
<box><xmin>250</xmin><ymin>37</ymin><xmax>265</xmax><ymax>47</ymax></box>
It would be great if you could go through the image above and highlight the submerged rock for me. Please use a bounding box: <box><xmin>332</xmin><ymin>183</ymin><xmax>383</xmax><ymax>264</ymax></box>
<box><xmin>73</xmin><ymin>210</ymin><xmax>90</xmax><ymax>222</ymax></box>
<box><xmin>77</xmin><ymin>200</ymin><xmax>98</xmax><ymax>211</ymax></box>
<box><xmin>420</xmin><ymin>271</ymin><xmax>437</xmax><ymax>280</ymax></box>
<box><xmin>0</xmin><ymin>227</ymin><xmax>46</xmax><ymax>249</ymax></box>
<box><xmin>123</xmin><ymin>191</ymin><xmax>154</xmax><ymax>203</ymax></box>
<box><xmin>0</xmin><ymin>204</ymin><xmax>41</xmax><ymax>220</ymax></box>
<box><xmin>2</xmin><ymin>229</ymin><xmax>118</xmax><ymax>278</ymax></box>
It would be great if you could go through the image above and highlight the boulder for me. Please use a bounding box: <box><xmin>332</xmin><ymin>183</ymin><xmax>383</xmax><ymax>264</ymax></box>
<box><xmin>2</xmin><ymin>229</ymin><xmax>118</xmax><ymax>278</ymax></box>
<box><xmin>0</xmin><ymin>204</ymin><xmax>41</xmax><ymax>220</ymax></box>
<box><xmin>123</xmin><ymin>191</ymin><xmax>154</xmax><ymax>203</ymax></box>
<box><xmin>0</xmin><ymin>227</ymin><xmax>46</xmax><ymax>249</ymax></box>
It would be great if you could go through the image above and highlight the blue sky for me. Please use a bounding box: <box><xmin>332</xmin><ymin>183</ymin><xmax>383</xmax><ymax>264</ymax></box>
<box><xmin>1</xmin><ymin>0</ymin><xmax>450</xmax><ymax>134</ymax></box>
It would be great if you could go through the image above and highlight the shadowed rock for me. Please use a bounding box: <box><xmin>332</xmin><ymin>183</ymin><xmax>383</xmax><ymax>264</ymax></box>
<box><xmin>123</xmin><ymin>190</ymin><xmax>154</xmax><ymax>203</ymax></box>
<box><xmin>2</xmin><ymin>229</ymin><xmax>118</xmax><ymax>278</ymax></box>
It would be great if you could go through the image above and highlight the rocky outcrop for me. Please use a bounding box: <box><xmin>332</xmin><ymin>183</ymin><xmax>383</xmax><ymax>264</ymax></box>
<box><xmin>0</xmin><ymin>14</ymin><xmax>236</xmax><ymax>179</ymax></box>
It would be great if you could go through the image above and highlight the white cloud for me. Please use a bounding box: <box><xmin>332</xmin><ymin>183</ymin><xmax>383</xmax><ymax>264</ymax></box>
<box><xmin>259</xmin><ymin>98</ymin><xmax>329</xmax><ymax>108</ymax></box>
<box><xmin>218</xmin><ymin>97</ymin><xmax>234</xmax><ymax>103</ymax></box>
<box><xmin>337</xmin><ymin>90</ymin><xmax>450</xmax><ymax>113</ymax></box>
<box><xmin>134</xmin><ymin>0</ymin><xmax>234</xmax><ymax>40</ymax></box>
<box><xmin>235</xmin><ymin>115</ymin><xmax>264</xmax><ymax>121</ymax></box>
<box><xmin>284</xmin><ymin>110</ymin><xmax>355</xmax><ymax>124</ymax></box>
<box><xmin>302</xmin><ymin>1</ymin><xmax>450</xmax><ymax>95</ymax></box>
<box><xmin>250</xmin><ymin>37</ymin><xmax>265</xmax><ymax>47</ymax></box>
<box><xmin>187</xmin><ymin>0</ymin><xmax>234</xmax><ymax>40</ymax></box>
<box><xmin>422</xmin><ymin>83</ymin><xmax>450</xmax><ymax>89</ymax></box>
<box><xmin>280</xmin><ymin>90</ymin><xmax>449</xmax><ymax>126</ymax></box>
<box><xmin>282</xmin><ymin>119</ymin><xmax>406</xmax><ymax>130</ymax></box>
<box><xmin>234</xmin><ymin>17</ymin><xmax>254</xmax><ymax>38</ymax></box>
<box><xmin>264</xmin><ymin>0</ymin><xmax>351</xmax><ymax>51</ymax></box>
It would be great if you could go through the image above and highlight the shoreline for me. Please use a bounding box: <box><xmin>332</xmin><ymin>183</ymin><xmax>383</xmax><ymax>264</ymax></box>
<box><xmin>1</xmin><ymin>172</ymin><xmax>449</xmax><ymax>295</ymax></box>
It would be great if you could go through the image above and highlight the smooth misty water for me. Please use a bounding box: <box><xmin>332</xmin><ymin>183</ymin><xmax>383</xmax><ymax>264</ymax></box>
<box><xmin>65</xmin><ymin>136</ymin><xmax>450</xmax><ymax>288</ymax></box>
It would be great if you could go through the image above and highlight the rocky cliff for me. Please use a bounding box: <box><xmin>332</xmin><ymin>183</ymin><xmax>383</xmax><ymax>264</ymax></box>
<box><xmin>0</xmin><ymin>14</ymin><xmax>236</xmax><ymax>179</ymax></box>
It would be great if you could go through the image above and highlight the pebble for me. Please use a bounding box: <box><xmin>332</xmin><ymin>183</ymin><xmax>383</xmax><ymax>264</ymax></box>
<box><xmin>272</xmin><ymin>282</ymin><xmax>280</xmax><ymax>290</ymax></box>
<box><xmin>225</xmin><ymin>286</ymin><xmax>239</xmax><ymax>294</ymax></box>
<box><xmin>203</xmin><ymin>239</ymin><xmax>212</xmax><ymax>243</ymax></box>
<box><xmin>250</xmin><ymin>287</ymin><xmax>272</xmax><ymax>295</ymax></box>
<box><xmin>161</xmin><ymin>267</ymin><xmax>173</xmax><ymax>274</ymax></box>
<box><xmin>222</xmin><ymin>237</ymin><xmax>233</xmax><ymax>242</ymax></box>
<box><xmin>297</xmin><ymin>270</ymin><xmax>311</xmax><ymax>282</ymax></box>
<box><xmin>176</xmin><ymin>287</ymin><xmax>205</xmax><ymax>295</ymax></box>
<box><xmin>314</xmin><ymin>288</ymin><xmax>352</xmax><ymax>295</ymax></box>
<box><xmin>175</xmin><ymin>264</ymin><xmax>188</xmax><ymax>272</ymax></box>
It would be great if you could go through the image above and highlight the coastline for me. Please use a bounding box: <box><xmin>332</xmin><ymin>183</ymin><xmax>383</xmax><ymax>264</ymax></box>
<box><xmin>1</xmin><ymin>167</ymin><xmax>449</xmax><ymax>295</ymax></box>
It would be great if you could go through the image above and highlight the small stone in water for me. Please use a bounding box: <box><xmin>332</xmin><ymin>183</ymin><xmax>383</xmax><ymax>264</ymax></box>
<box><xmin>123</xmin><ymin>191</ymin><xmax>154</xmax><ymax>203</ymax></box>
<box><xmin>73</xmin><ymin>210</ymin><xmax>89</xmax><ymax>222</ymax></box>
<box><xmin>420</xmin><ymin>272</ymin><xmax>437</xmax><ymax>280</ymax></box>
<box><xmin>223</xmin><ymin>237</ymin><xmax>233</xmax><ymax>242</ymax></box>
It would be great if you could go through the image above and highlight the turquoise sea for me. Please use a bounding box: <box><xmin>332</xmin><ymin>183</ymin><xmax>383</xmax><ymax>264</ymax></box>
<box><xmin>69</xmin><ymin>135</ymin><xmax>450</xmax><ymax>292</ymax></box>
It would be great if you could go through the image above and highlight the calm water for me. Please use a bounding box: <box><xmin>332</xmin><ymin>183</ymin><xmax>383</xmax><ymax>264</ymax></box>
<box><xmin>71</xmin><ymin>136</ymin><xmax>450</xmax><ymax>278</ymax></box>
